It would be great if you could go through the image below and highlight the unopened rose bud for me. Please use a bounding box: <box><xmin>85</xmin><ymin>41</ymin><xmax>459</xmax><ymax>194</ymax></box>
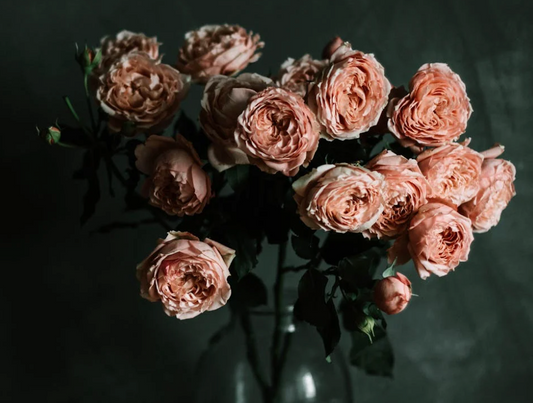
<box><xmin>373</xmin><ymin>272</ymin><xmax>412</xmax><ymax>315</ymax></box>
<box><xmin>75</xmin><ymin>44</ymin><xmax>102</xmax><ymax>75</ymax></box>
<box><xmin>38</xmin><ymin>126</ymin><xmax>61</xmax><ymax>145</ymax></box>
<box><xmin>322</xmin><ymin>36</ymin><xmax>344</xmax><ymax>59</ymax></box>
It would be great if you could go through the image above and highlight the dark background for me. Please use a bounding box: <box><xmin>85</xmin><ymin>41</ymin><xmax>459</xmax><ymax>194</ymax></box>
<box><xmin>2</xmin><ymin>0</ymin><xmax>533</xmax><ymax>402</ymax></box>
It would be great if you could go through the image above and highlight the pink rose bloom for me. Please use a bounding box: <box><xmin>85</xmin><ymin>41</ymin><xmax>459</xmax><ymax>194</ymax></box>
<box><xmin>293</xmin><ymin>164</ymin><xmax>386</xmax><ymax>233</ymax></box>
<box><xmin>135</xmin><ymin>134</ymin><xmax>212</xmax><ymax>216</ymax></box>
<box><xmin>137</xmin><ymin>231</ymin><xmax>235</xmax><ymax>320</ymax></box>
<box><xmin>374</xmin><ymin>272</ymin><xmax>412</xmax><ymax>315</ymax></box>
<box><xmin>460</xmin><ymin>144</ymin><xmax>516</xmax><ymax>233</ymax></box>
<box><xmin>199</xmin><ymin>73</ymin><xmax>273</xmax><ymax>171</ymax></box>
<box><xmin>322</xmin><ymin>36</ymin><xmax>344</xmax><ymax>60</ymax></box>
<box><xmin>275</xmin><ymin>55</ymin><xmax>327</xmax><ymax>97</ymax></box>
<box><xmin>364</xmin><ymin>150</ymin><xmax>430</xmax><ymax>239</ymax></box>
<box><xmin>308</xmin><ymin>44</ymin><xmax>391</xmax><ymax>140</ymax></box>
<box><xmin>388</xmin><ymin>203</ymin><xmax>474</xmax><ymax>279</ymax></box>
<box><xmin>177</xmin><ymin>24</ymin><xmax>264</xmax><ymax>84</ymax></box>
<box><xmin>96</xmin><ymin>30</ymin><xmax>160</xmax><ymax>75</ymax></box>
<box><xmin>97</xmin><ymin>52</ymin><xmax>190</xmax><ymax>135</ymax></box>
<box><xmin>388</xmin><ymin>63</ymin><xmax>473</xmax><ymax>148</ymax></box>
<box><xmin>234</xmin><ymin>87</ymin><xmax>320</xmax><ymax>176</ymax></box>
<box><xmin>417</xmin><ymin>139</ymin><xmax>484</xmax><ymax>206</ymax></box>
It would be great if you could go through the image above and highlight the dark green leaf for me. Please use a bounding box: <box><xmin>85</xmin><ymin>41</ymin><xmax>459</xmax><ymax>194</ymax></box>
<box><xmin>291</xmin><ymin>234</ymin><xmax>319</xmax><ymax>260</ymax></box>
<box><xmin>295</xmin><ymin>268</ymin><xmax>330</xmax><ymax>327</ymax></box>
<box><xmin>224</xmin><ymin>226</ymin><xmax>259</xmax><ymax>279</ymax></box>
<box><xmin>338</xmin><ymin>249</ymin><xmax>381</xmax><ymax>290</ymax></box>
<box><xmin>317</xmin><ymin>298</ymin><xmax>341</xmax><ymax>358</ymax></box>
<box><xmin>321</xmin><ymin>232</ymin><xmax>385</xmax><ymax>266</ymax></box>
<box><xmin>349</xmin><ymin>326</ymin><xmax>394</xmax><ymax>377</ymax></box>
<box><xmin>229</xmin><ymin>273</ymin><xmax>268</xmax><ymax>310</ymax></box>
<box><xmin>225</xmin><ymin>165</ymin><xmax>250</xmax><ymax>193</ymax></box>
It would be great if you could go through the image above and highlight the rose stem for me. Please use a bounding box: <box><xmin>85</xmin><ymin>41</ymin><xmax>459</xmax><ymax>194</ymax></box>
<box><xmin>239</xmin><ymin>312</ymin><xmax>271</xmax><ymax>402</ymax></box>
<box><xmin>271</xmin><ymin>240</ymin><xmax>288</xmax><ymax>400</ymax></box>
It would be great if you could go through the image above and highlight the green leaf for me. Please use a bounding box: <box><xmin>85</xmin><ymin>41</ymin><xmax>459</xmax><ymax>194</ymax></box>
<box><xmin>321</xmin><ymin>232</ymin><xmax>385</xmax><ymax>266</ymax></box>
<box><xmin>224</xmin><ymin>226</ymin><xmax>259</xmax><ymax>279</ymax></box>
<box><xmin>382</xmin><ymin>259</ymin><xmax>397</xmax><ymax>278</ymax></box>
<box><xmin>291</xmin><ymin>234</ymin><xmax>319</xmax><ymax>260</ymax></box>
<box><xmin>338</xmin><ymin>249</ymin><xmax>381</xmax><ymax>290</ymax></box>
<box><xmin>349</xmin><ymin>326</ymin><xmax>394</xmax><ymax>377</ymax></box>
<box><xmin>226</xmin><ymin>165</ymin><xmax>250</xmax><ymax>193</ymax></box>
<box><xmin>317</xmin><ymin>297</ymin><xmax>341</xmax><ymax>358</ymax></box>
<box><xmin>229</xmin><ymin>273</ymin><xmax>268</xmax><ymax>310</ymax></box>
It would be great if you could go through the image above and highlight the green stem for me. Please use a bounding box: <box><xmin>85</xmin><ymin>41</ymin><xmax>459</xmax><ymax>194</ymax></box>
<box><xmin>63</xmin><ymin>96</ymin><xmax>94</xmax><ymax>140</ymax></box>
<box><xmin>239</xmin><ymin>312</ymin><xmax>271</xmax><ymax>403</ymax></box>
<box><xmin>271</xmin><ymin>240</ymin><xmax>288</xmax><ymax>401</ymax></box>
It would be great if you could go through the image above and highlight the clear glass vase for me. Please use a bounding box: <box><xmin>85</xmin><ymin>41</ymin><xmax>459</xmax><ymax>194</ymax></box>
<box><xmin>193</xmin><ymin>303</ymin><xmax>354</xmax><ymax>403</ymax></box>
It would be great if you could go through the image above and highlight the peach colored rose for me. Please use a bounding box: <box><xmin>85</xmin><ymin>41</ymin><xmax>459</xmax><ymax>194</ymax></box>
<box><xmin>417</xmin><ymin>139</ymin><xmax>483</xmax><ymax>206</ymax></box>
<box><xmin>373</xmin><ymin>272</ymin><xmax>412</xmax><ymax>315</ymax></box>
<box><xmin>137</xmin><ymin>231</ymin><xmax>234</xmax><ymax>320</ymax></box>
<box><xmin>177</xmin><ymin>24</ymin><xmax>264</xmax><ymax>84</ymax></box>
<box><xmin>388</xmin><ymin>63</ymin><xmax>473</xmax><ymax>148</ymax></box>
<box><xmin>459</xmin><ymin>145</ymin><xmax>516</xmax><ymax>233</ymax></box>
<box><xmin>293</xmin><ymin>164</ymin><xmax>386</xmax><ymax>233</ymax></box>
<box><xmin>97</xmin><ymin>52</ymin><xmax>190</xmax><ymax>135</ymax></box>
<box><xmin>308</xmin><ymin>44</ymin><xmax>391</xmax><ymax>140</ymax></box>
<box><xmin>275</xmin><ymin>55</ymin><xmax>327</xmax><ymax>97</ymax></box>
<box><xmin>364</xmin><ymin>150</ymin><xmax>430</xmax><ymax>239</ymax></box>
<box><xmin>135</xmin><ymin>134</ymin><xmax>212</xmax><ymax>216</ymax></box>
<box><xmin>388</xmin><ymin>203</ymin><xmax>474</xmax><ymax>279</ymax></box>
<box><xmin>199</xmin><ymin>73</ymin><xmax>272</xmax><ymax>171</ymax></box>
<box><xmin>97</xmin><ymin>30</ymin><xmax>160</xmax><ymax>75</ymax></box>
<box><xmin>322</xmin><ymin>36</ymin><xmax>344</xmax><ymax>60</ymax></box>
<box><xmin>234</xmin><ymin>87</ymin><xmax>320</xmax><ymax>176</ymax></box>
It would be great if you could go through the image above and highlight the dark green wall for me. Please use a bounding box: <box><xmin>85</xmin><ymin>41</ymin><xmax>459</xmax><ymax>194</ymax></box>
<box><xmin>1</xmin><ymin>0</ymin><xmax>532</xmax><ymax>402</ymax></box>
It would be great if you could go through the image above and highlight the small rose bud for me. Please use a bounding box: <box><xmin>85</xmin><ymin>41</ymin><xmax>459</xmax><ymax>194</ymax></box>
<box><xmin>322</xmin><ymin>36</ymin><xmax>344</xmax><ymax>59</ymax></box>
<box><xmin>38</xmin><ymin>126</ymin><xmax>61</xmax><ymax>145</ymax></box>
<box><xmin>75</xmin><ymin>44</ymin><xmax>102</xmax><ymax>75</ymax></box>
<box><xmin>373</xmin><ymin>272</ymin><xmax>412</xmax><ymax>315</ymax></box>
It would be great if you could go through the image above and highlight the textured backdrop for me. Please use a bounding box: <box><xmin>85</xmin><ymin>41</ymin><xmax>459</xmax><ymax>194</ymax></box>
<box><xmin>2</xmin><ymin>0</ymin><xmax>532</xmax><ymax>402</ymax></box>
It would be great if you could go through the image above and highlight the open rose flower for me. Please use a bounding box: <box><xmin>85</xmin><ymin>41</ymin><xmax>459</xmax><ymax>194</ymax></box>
<box><xmin>388</xmin><ymin>203</ymin><xmax>474</xmax><ymax>279</ymax></box>
<box><xmin>293</xmin><ymin>164</ymin><xmax>385</xmax><ymax>232</ymax></box>
<box><xmin>137</xmin><ymin>231</ymin><xmax>235</xmax><ymax>320</ymax></box>
<box><xmin>308</xmin><ymin>44</ymin><xmax>391</xmax><ymax>140</ymax></box>
<box><xmin>417</xmin><ymin>139</ymin><xmax>483</xmax><ymax>206</ymax></box>
<box><xmin>96</xmin><ymin>30</ymin><xmax>160</xmax><ymax>75</ymax></box>
<box><xmin>364</xmin><ymin>150</ymin><xmax>430</xmax><ymax>239</ymax></box>
<box><xmin>177</xmin><ymin>24</ymin><xmax>264</xmax><ymax>84</ymax></box>
<box><xmin>459</xmin><ymin>144</ymin><xmax>516</xmax><ymax>233</ymax></box>
<box><xmin>199</xmin><ymin>73</ymin><xmax>273</xmax><ymax>171</ymax></box>
<box><xmin>97</xmin><ymin>52</ymin><xmax>190</xmax><ymax>135</ymax></box>
<box><xmin>234</xmin><ymin>87</ymin><xmax>320</xmax><ymax>176</ymax></box>
<box><xmin>275</xmin><ymin>55</ymin><xmax>327</xmax><ymax>97</ymax></box>
<box><xmin>388</xmin><ymin>63</ymin><xmax>472</xmax><ymax>149</ymax></box>
<box><xmin>374</xmin><ymin>272</ymin><xmax>412</xmax><ymax>315</ymax></box>
<box><xmin>135</xmin><ymin>134</ymin><xmax>212</xmax><ymax>216</ymax></box>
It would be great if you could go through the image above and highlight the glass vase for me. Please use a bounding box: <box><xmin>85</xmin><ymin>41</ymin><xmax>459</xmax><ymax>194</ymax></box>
<box><xmin>193</xmin><ymin>302</ymin><xmax>353</xmax><ymax>403</ymax></box>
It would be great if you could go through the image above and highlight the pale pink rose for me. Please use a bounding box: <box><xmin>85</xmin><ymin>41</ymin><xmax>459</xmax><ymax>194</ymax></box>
<box><xmin>234</xmin><ymin>87</ymin><xmax>320</xmax><ymax>176</ymax></box>
<box><xmin>293</xmin><ymin>164</ymin><xmax>386</xmax><ymax>233</ymax></box>
<box><xmin>135</xmin><ymin>134</ymin><xmax>212</xmax><ymax>216</ymax></box>
<box><xmin>388</xmin><ymin>203</ymin><xmax>474</xmax><ymax>279</ymax></box>
<box><xmin>373</xmin><ymin>272</ymin><xmax>412</xmax><ymax>315</ymax></box>
<box><xmin>275</xmin><ymin>55</ymin><xmax>327</xmax><ymax>97</ymax></box>
<box><xmin>96</xmin><ymin>30</ymin><xmax>160</xmax><ymax>75</ymax></box>
<box><xmin>364</xmin><ymin>150</ymin><xmax>430</xmax><ymax>239</ymax></box>
<box><xmin>459</xmin><ymin>145</ymin><xmax>516</xmax><ymax>233</ymax></box>
<box><xmin>137</xmin><ymin>231</ymin><xmax>235</xmax><ymax>320</ymax></box>
<box><xmin>417</xmin><ymin>139</ymin><xmax>483</xmax><ymax>206</ymax></box>
<box><xmin>97</xmin><ymin>52</ymin><xmax>190</xmax><ymax>135</ymax></box>
<box><xmin>177</xmin><ymin>24</ymin><xmax>264</xmax><ymax>84</ymax></box>
<box><xmin>308</xmin><ymin>44</ymin><xmax>391</xmax><ymax>140</ymax></box>
<box><xmin>388</xmin><ymin>63</ymin><xmax>473</xmax><ymax>148</ymax></box>
<box><xmin>322</xmin><ymin>36</ymin><xmax>344</xmax><ymax>60</ymax></box>
<box><xmin>199</xmin><ymin>73</ymin><xmax>273</xmax><ymax>171</ymax></box>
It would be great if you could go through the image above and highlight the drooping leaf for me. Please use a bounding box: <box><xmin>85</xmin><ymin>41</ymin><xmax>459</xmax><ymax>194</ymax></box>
<box><xmin>225</xmin><ymin>165</ymin><xmax>250</xmax><ymax>193</ymax></box>
<box><xmin>321</xmin><ymin>232</ymin><xmax>385</xmax><ymax>266</ymax></box>
<box><xmin>349</xmin><ymin>326</ymin><xmax>394</xmax><ymax>377</ymax></box>
<box><xmin>291</xmin><ymin>234</ymin><xmax>319</xmax><ymax>260</ymax></box>
<box><xmin>223</xmin><ymin>225</ymin><xmax>259</xmax><ymax>279</ymax></box>
<box><xmin>317</xmin><ymin>297</ymin><xmax>341</xmax><ymax>358</ymax></box>
<box><xmin>338</xmin><ymin>249</ymin><xmax>381</xmax><ymax>290</ymax></box>
<box><xmin>229</xmin><ymin>273</ymin><xmax>268</xmax><ymax>310</ymax></box>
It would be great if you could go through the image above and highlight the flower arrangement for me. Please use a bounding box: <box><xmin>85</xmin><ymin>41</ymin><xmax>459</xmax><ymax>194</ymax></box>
<box><xmin>38</xmin><ymin>24</ymin><xmax>516</xmax><ymax>391</ymax></box>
